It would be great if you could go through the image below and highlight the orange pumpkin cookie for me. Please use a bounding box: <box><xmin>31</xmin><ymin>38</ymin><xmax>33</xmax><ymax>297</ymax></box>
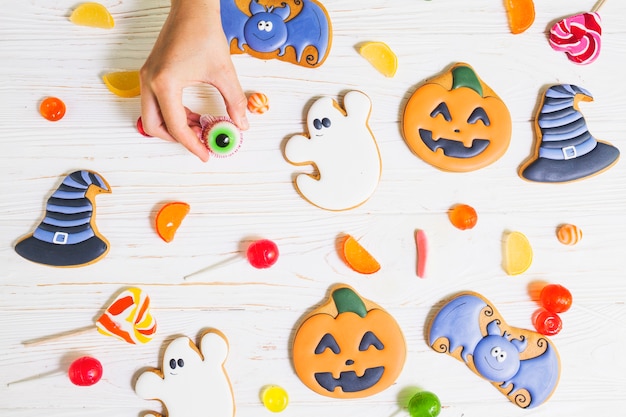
<box><xmin>402</xmin><ymin>63</ymin><xmax>512</xmax><ymax>172</ymax></box>
<box><xmin>292</xmin><ymin>284</ymin><xmax>406</xmax><ymax>398</ymax></box>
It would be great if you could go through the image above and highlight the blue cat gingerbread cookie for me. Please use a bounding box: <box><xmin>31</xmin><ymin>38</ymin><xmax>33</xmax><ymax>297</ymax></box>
<box><xmin>221</xmin><ymin>0</ymin><xmax>332</xmax><ymax>67</ymax></box>
<box><xmin>428</xmin><ymin>292</ymin><xmax>560</xmax><ymax>408</ymax></box>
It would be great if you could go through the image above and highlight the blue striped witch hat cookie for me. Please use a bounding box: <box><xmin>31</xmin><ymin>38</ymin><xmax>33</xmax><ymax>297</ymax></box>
<box><xmin>519</xmin><ymin>84</ymin><xmax>619</xmax><ymax>183</ymax></box>
<box><xmin>15</xmin><ymin>170</ymin><xmax>111</xmax><ymax>267</ymax></box>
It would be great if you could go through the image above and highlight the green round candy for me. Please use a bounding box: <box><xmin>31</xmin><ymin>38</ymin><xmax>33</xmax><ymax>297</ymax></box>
<box><xmin>408</xmin><ymin>391</ymin><xmax>441</xmax><ymax>417</ymax></box>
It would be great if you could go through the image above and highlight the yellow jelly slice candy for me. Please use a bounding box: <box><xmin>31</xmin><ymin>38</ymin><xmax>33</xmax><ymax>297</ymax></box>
<box><xmin>70</xmin><ymin>3</ymin><xmax>115</xmax><ymax>29</ymax></box>
<box><xmin>102</xmin><ymin>70</ymin><xmax>140</xmax><ymax>98</ymax></box>
<box><xmin>341</xmin><ymin>235</ymin><xmax>381</xmax><ymax>274</ymax></box>
<box><xmin>503</xmin><ymin>231</ymin><xmax>533</xmax><ymax>275</ymax></box>
<box><xmin>358</xmin><ymin>41</ymin><xmax>398</xmax><ymax>78</ymax></box>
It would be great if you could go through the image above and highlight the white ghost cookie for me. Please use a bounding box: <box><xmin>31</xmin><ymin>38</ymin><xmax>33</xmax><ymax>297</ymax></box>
<box><xmin>135</xmin><ymin>330</ymin><xmax>234</xmax><ymax>417</ymax></box>
<box><xmin>284</xmin><ymin>90</ymin><xmax>381</xmax><ymax>211</ymax></box>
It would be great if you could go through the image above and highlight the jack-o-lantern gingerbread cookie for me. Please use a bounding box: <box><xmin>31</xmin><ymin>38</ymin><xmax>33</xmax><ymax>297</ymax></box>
<box><xmin>292</xmin><ymin>284</ymin><xmax>406</xmax><ymax>398</ymax></box>
<box><xmin>135</xmin><ymin>330</ymin><xmax>234</xmax><ymax>417</ymax></box>
<box><xmin>284</xmin><ymin>90</ymin><xmax>381</xmax><ymax>211</ymax></box>
<box><xmin>428</xmin><ymin>292</ymin><xmax>560</xmax><ymax>408</ymax></box>
<box><xmin>402</xmin><ymin>63</ymin><xmax>512</xmax><ymax>172</ymax></box>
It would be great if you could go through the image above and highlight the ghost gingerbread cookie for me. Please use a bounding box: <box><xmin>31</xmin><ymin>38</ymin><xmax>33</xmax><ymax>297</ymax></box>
<box><xmin>428</xmin><ymin>291</ymin><xmax>560</xmax><ymax>408</ymax></box>
<box><xmin>135</xmin><ymin>330</ymin><xmax>234</xmax><ymax>417</ymax></box>
<box><xmin>292</xmin><ymin>284</ymin><xmax>406</xmax><ymax>398</ymax></box>
<box><xmin>284</xmin><ymin>90</ymin><xmax>382</xmax><ymax>211</ymax></box>
<box><xmin>402</xmin><ymin>63</ymin><xmax>512</xmax><ymax>172</ymax></box>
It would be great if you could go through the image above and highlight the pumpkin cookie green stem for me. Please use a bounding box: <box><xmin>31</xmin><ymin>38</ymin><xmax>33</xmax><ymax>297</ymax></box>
<box><xmin>332</xmin><ymin>287</ymin><xmax>367</xmax><ymax>318</ymax></box>
<box><xmin>452</xmin><ymin>65</ymin><xmax>483</xmax><ymax>97</ymax></box>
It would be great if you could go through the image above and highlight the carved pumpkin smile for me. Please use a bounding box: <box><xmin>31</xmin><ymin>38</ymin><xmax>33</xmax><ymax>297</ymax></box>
<box><xmin>314</xmin><ymin>366</ymin><xmax>384</xmax><ymax>392</ymax></box>
<box><xmin>402</xmin><ymin>63</ymin><xmax>512</xmax><ymax>172</ymax></box>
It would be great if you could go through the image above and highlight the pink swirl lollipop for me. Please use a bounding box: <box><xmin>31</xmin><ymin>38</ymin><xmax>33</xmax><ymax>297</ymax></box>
<box><xmin>549</xmin><ymin>12</ymin><xmax>602</xmax><ymax>65</ymax></box>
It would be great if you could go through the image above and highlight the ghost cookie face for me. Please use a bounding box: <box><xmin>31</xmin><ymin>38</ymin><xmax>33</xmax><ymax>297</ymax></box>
<box><xmin>284</xmin><ymin>90</ymin><xmax>381</xmax><ymax>211</ymax></box>
<box><xmin>402</xmin><ymin>63</ymin><xmax>512</xmax><ymax>172</ymax></box>
<box><xmin>428</xmin><ymin>292</ymin><xmax>560</xmax><ymax>408</ymax></box>
<box><xmin>135</xmin><ymin>330</ymin><xmax>234</xmax><ymax>417</ymax></box>
<box><xmin>292</xmin><ymin>284</ymin><xmax>406</xmax><ymax>398</ymax></box>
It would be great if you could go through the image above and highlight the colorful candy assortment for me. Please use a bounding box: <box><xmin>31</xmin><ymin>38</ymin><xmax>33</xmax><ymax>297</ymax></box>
<box><xmin>95</xmin><ymin>287</ymin><xmax>157</xmax><ymax>344</ymax></box>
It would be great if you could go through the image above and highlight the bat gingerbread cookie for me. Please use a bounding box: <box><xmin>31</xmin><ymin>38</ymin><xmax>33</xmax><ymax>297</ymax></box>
<box><xmin>284</xmin><ymin>90</ymin><xmax>382</xmax><ymax>211</ymax></box>
<box><xmin>220</xmin><ymin>0</ymin><xmax>332</xmax><ymax>67</ymax></box>
<box><xmin>428</xmin><ymin>292</ymin><xmax>560</xmax><ymax>409</ymax></box>
<box><xmin>136</xmin><ymin>330</ymin><xmax>234</xmax><ymax>417</ymax></box>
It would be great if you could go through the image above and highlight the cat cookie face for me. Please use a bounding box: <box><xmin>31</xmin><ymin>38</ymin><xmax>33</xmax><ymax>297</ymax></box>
<box><xmin>284</xmin><ymin>90</ymin><xmax>381</xmax><ymax>211</ymax></box>
<box><xmin>135</xmin><ymin>330</ymin><xmax>234</xmax><ymax>417</ymax></box>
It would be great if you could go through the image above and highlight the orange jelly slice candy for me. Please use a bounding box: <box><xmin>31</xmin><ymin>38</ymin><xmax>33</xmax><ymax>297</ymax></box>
<box><xmin>341</xmin><ymin>235</ymin><xmax>381</xmax><ymax>274</ymax></box>
<box><xmin>102</xmin><ymin>70</ymin><xmax>140</xmax><ymax>98</ymax></box>
<box><xmin>503</xmin><ymin>231</ymin><xmax>533</xmax><ymax>275</ymax></box>
<box><xmin>70</xmin><ymin>3</ymin><xmax>115</xmax><ymax>29</ymax></box>
<box><xmin>505</xmin><ymin>0</ymin><xmax>535</xmax><ymax>34</ymax></box>
<box><xmin>156</xmin><ymin>202</ymin><xmax>190</xmax><ymax>243</ymax></box>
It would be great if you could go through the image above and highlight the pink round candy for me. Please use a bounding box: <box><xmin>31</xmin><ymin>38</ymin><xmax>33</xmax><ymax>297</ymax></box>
<box><xmin>246</xmin><ymin>239</ymin><xmax>279</xmax><ymax>269</ymax></box>
<box><xmin>68</xmin><ymin>356</ymin><xmax>103</xmax><ymax>386</ymax></box>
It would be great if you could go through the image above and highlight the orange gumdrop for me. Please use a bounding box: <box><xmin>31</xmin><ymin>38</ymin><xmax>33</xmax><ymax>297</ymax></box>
<box><xmin>155</xmin><ymin>202</ymin><xmax>190</xmax><ymax>243</ymax></box>
<box><xmin>341</xmin><ymin>235</ymin><xmax>381</xmax><ymax>274</ymax></box>
<box><xmin>504</xmin><ymin>0</ymin><xmax>535</xmax><ymax>34</ymax></box>
<box><xmin>448</xmin><ymin>204</ymin><xmax>478</xmax><ymax>230</ymax></box>
<box><xmin>40</xmin><ymin>97</ymin><xmax>66</xmax><ymax>121</ymax></box>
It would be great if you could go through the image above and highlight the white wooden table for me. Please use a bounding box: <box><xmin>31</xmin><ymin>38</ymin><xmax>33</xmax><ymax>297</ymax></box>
<box><xmin>1</xmin><ymin>1</ymin><xmax>625</xmax><ymax>416</ymax></box>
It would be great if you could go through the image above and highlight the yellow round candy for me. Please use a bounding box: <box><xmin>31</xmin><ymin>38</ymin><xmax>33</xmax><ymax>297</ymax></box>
<box><xmin>262</xmin><ymin>385</ymin><xmax>288</xmax><ymax>413</ymax></box>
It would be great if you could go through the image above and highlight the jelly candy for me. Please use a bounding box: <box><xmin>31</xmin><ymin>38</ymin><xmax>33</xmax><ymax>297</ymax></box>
<box><xmin>448</xmin><ymin>204</ymin><xmax>477</xmax><ymax>230</ymax></box>
<box><xmin>155</xmin><ymin>202</ymin><xmax>190</xmax><ymax>243</ymax></box>
<box><xmin>68</xmin><ymin>356</ymin><xmax>103</xmax><ymax>386</ymax></box>
<box><xmin>136</xmin><ymin>117</ymin><xmax>152</xmax><ymax>137</ymax></box>
<box><xmin>358</xmin><ymin>41</ymin><xmax>398</xmax><ymax>78</ymax></box>
<box><xmin>504</xmin><ymin>0</ymin><xmax>535</xmax><ymax>34</ymax></box>
<box><xmin>246</xmin><ymin>239</ymin><xmax>279</xmax><ymax>269</ymax></box>
<box><xmin>503</xmin><ymin>231</ymin><xmax>533</xmax><ymax>275</ymax></box>
<box><xmin>262</xmin><ymin>385</ymin><xmax>288</xmax><ymax>412</ymax></box>
<box><xmin>70</xmin><ymin>3</ymin><xmax>115</xmax><ymax>29</ymax></box>
<box><xmin>102</xmin><ymin>70</ymin><xmax>140</xmax><ymax>97</ymax></box>
<box><xmin>341</xmin><ymin>234</ymin><xmax>381</xmax><ymax>274</ymax></box>
<box><xmin>408</xmin><ymin>391</ymin><xmax>441</xmax><ymax>417</ymax></box>
<box><xmin>40</xmin><ymin>97</ymin><xmax>66</xmax><ymax>122</ymax></box>
<box><xmin>540</xmin><ymin>284</ymin><xmax>572</xmax><ymax>313</ymax></box>
<box><xmin>533</xmin><ymin>309</ymin><xmax>562</xmax><ymax>336</ymax></box>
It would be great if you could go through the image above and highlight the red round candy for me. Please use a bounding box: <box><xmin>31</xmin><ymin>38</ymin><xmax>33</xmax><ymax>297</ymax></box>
<box><xmin>533</xmin><ymin>309</ymin><xmax>562</xmax><ymax>336</ymax></box>
<box><xmin>246</xmin><ymin>239</ymin><xmax>279</xmax><ymax>269</ymax></box>
<box><xmin>40</xmin><ymin>97</ymin><xmax>66</xmax><ymax>122</ymax></box>
<box><xmin>540</xmin><ymin>284</ymin><xmax>572</xmax><ymax>313</ymax></box>
<box><xmin>136</xmin><ymin>116</ymin><xmax>152</xmax><ymax>137</ymax></box>
<box><xmin>68</xmin><ymin>356</ymin><xmax>103</xmax><ymax>386</ymax></box>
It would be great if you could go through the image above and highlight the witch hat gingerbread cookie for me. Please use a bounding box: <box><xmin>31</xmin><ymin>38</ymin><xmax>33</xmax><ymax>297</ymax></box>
<box><xmin>428</xmin><ymin>292</ymin><xmax>560</xmax><ymax>408</ymax></box>
<box><xmin>14</xmin><ymin>170</ymin><xmax>111</xmax><ymax>267</ymax></box>
<box><xmin>519</xmin><ymin>84</ymin><xmax>619</xmax><ymax>182</ymax></box>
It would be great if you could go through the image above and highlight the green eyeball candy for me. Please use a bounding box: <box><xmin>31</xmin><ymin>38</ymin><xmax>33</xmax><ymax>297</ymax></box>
<box><xmin>201</xmin><ymin>116</ymin><xmax>242</xmax><ymax>158</ymax></box>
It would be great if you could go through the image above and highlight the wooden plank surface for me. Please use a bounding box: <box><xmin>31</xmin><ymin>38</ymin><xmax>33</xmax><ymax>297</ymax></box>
<box><xmin>1</xmin><ymin>1</ymin><xmax>625</xmax><ymax>416</ymax></box>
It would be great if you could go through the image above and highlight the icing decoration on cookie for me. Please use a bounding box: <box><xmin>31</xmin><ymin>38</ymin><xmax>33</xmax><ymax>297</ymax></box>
<box><xmin>14</xmin><ymin>170</ymin><xmax>111</xmax><ymax>267</ymax></box>
<box><xmin>428</xmin><ymin>292</ymin><xmax>561</xmax><ymax>408</ymax></box>
<box><xmin>200</xmin><ymin>115</ymin><xmax>242</xmax><ymax>158</ymax></box>
<box><xmin>292</xmin><ymin>284</ymin><xmax>406</xmax><ymax>398</ymax></box>
<box><xmin>549</xmin><ymin>12</ymin><xmax>602</xmax><ymax>65</ymax></box>
<box><xmin>402</xmin><ymin>63</ymin><xmax>512</xmax><ymax>172</ymax></box>
<box><xmin>220</xmin><ymin>0</ymin><xmax>332</xmax><ymax>68</ymax></box>
<box><xmin>95</xmin><ymin>287</ymin><xmax>157</xmax><ymax>344</ymax></box>
<box><xmin>284</xmin><ymin>90</ymin><xmax>381</xmax><ymax>211</ymax></box>
<box><xmin>136</xmin><ymin>330</ymin><xmax>234</xmax><ymax>417</ymax></box>
<box><xmin>519</xmin><ymin>84</ymin><xmax>619</xmax><ymax>183</ymax></box>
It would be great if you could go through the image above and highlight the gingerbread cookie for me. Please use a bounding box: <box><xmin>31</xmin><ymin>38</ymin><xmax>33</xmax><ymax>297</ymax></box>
<box><xmin>519</xmin><ymin>84</ymin><xmax>619</xmax><ymax>183</ymax></box>
<box><xmin>428</xmin><ymin>292</ymin><xmax>560</xmax><ymax>408</ymax></box>
<box><xmin>284</xmin><ymin>90</ymin><xmax>381</xmax><ymax>211</ymax></box>
<box><xmin>402</xmin><ymin>63</ymin><xmax>512</xmax><ymax>172</ymax></box>
<box><xmin>136</xmin><ymin>330</ymin><xmax>234</xmax><ymax>417</ymax></box>
<box><xmin>292</xmin><ymin>284</ymin><xmax>406</xmax><ymax>398</ymax></box>
<box><xmin>221</xmin><ymin>0</ymin><xmax>332</xmax><ymax>68</ymax></box>
<box><xmin>14</xmin><ymin>170</ymin><xmax>111</xmax><ymax>267</ymax></box>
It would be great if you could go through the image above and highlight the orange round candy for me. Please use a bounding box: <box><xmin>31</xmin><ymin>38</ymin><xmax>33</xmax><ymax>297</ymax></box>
<box><xmin>448</xmin><ymin>204</ymin><xmax>477</xmax><ymax>230</ymax></box>
<box><xmin>556</xmin><ymin>224</ymin><xmax>582</xmax><ymax>245</ymax></box>
<box><xmin>40</xmin><ymin>97</ymin><xmax>66</xmax><ymax>121</ymax></box>
<box><xmin>247</xmin><ymin>92</ymin><xmax>269</xmax><ymax>114</ymax></box>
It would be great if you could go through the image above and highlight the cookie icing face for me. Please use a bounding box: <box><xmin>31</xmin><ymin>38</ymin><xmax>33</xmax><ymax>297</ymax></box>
<box><xmin>292</xmin><ymin>285</ymin><xmax>406</xmax><ymax>398</ymax></box>
<box><xmin>428</xmin><ymin>292</ymin><xmax>560</xmax><ymax>409</ymax></box>
<box><xmin>402</xmin><ymin>63</ymin><xmax>512</xmax><ymax>172</ymax></box>
<box><xmin>135</xmin><ymin>330</ymin><xmax>234</xmax><ymax>417</ymax></box>
<box><xmin>284</xmin><ymin>90</ymin><xmax>381</xmax><ymax>211</ymax></box>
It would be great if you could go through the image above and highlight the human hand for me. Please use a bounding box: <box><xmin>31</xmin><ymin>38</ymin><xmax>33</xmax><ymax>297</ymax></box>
<box><xmin>140</xmin><ymin>0</ymin><xmax>248</xmax><ymax>161</ymax></box>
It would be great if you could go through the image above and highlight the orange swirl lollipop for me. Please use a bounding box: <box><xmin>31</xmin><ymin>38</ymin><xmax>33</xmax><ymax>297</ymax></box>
<box><xmin>23</xmin><ymin>287</ymin><xmax>156</xmax><ymax>346</ymax></box>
